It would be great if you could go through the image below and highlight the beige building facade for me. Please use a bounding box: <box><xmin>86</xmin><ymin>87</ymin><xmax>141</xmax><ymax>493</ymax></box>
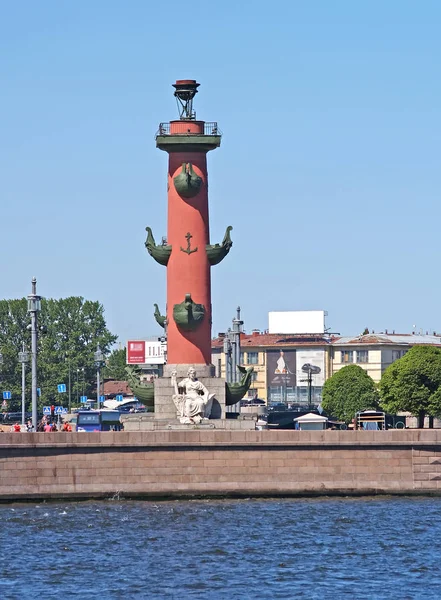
<box><xmin>331</xmin><ymin>333</ymin><xmax>441</xmax><ymax>382</ymax></box>
<box><xmin>212</xmin><ymin>331</ymin><xmax>441</xmax><ymax>405</ymax></box>
<box><xmin>212</xmin><ymin>332</ymin><xmax>332</xmax><ymax>406</ymax></box>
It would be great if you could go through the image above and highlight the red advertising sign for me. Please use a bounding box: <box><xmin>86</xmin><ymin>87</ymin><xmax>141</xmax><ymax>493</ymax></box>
<box><xmin>127</xmin><ymin>341</ymin><xmax>146</xmax><ymax>364</ymax></box>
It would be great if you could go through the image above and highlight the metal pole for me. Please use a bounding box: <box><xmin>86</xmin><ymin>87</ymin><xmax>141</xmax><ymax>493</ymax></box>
<box><xmin>68</xmin><ymin>361</ymin><xmax>71</xmax><ymax>413</ymax></box>
<box><xmin>308</xmin><ymin>371</ymin><xmax>312</xmax><ymax>410</ymax></box>
<box><xmin>97</xmin><ymin>366</ymin><xmax>100</xmax><ymax>410</ymax></box>
<box><xmin>30</xmin><ymin>278</ymin><xmax>39</xmax><ymax>430</ymax></box>
<box><xmin>21</xmin><ymin>347</ymin><xmax>26</xmax><ymax>426</ymax></box>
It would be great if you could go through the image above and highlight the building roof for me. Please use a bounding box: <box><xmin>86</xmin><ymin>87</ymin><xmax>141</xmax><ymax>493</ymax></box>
<box><xmin>103</xmin><ymin>380</ymin><xmax>133</xmax><ymax>396</ymax></box>
<box><xmin>334</xmin><ymin>333</ymin><xmax>441</xmax><ymax>346</ymax></box>
<box><xmin>211</xmin><ymin>331</ymin><xmax>441</xmax><ymax>350</ymax></box>
<box><xmin>212</xmin><ymin>332</ymin><xmax>334</xmax><ymax>349</ymax></box>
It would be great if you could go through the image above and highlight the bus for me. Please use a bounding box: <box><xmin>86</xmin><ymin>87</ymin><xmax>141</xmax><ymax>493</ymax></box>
<box><xmin>76</xmin><ymin>410</ymin><xmax>123</xmax><ymax>432</ymax></box>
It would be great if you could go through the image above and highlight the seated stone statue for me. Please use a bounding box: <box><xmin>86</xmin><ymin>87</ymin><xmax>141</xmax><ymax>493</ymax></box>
<box><xmin>171</xmin><ymin>367</ymin><xmax>214</xmax><ymax>424</ymax></box>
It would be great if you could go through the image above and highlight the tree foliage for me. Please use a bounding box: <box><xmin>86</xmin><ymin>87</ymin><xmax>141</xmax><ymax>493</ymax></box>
<box><xmin>0</xmin><ymin>297</ymin><xmax>117</xmax><ymax>411</ymax></box>
<box><xmin>102</xmin><ymin>347</ymin><xmax>127</xmax><ymax>381</ymax></box>
<box><xmin>321</xmin><ymin>364</ymin><xmax>379</xmax><ymax>422</ymax></box>
<box><xmin>378</xmin><ymin>345</ymin><xmax>441</xmax><ymax>427</ymax></box>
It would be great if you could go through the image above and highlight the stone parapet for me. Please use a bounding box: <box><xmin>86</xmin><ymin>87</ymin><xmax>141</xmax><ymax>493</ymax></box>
<box><xmin>2</xmin><ymin>430</ymin><xmax>441</xmax><ymax>500</ymax></box>
<box><xmin>120</xmin><ymin>416</ymin><xmax>256</xmax><ymax>431</ymax></box>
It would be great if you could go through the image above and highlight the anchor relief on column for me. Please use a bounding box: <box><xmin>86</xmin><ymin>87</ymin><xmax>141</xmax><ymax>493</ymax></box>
<box><xmin>180</xmin><ymin>232</ymin><xmax>198</xmax><ymax>255</ymax></box>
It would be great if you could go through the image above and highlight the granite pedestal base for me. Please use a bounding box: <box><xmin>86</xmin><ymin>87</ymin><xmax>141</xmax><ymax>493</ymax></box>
<box><xmin>153</xmin><ymin>373</ymin><xmax>227</xmax><ymax>421</ymax></box>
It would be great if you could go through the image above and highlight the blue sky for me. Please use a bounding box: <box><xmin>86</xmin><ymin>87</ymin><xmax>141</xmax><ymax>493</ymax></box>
<box><xmin>1</xmin><ymin>0</ymin><xmax>440</xmax><ymax>343</ymax></box>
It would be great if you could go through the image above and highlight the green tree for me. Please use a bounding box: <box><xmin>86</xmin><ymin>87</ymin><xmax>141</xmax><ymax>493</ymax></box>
<box><xmin>0</xmin><ymin>296</ymin><xmax>117</xmax><ymax>412</ymax></box>
<box><xmin>102</xmin><ymin>347</ymin><xmax>127</xmax><ymax>381</ymax></box>
<box><xmin>322</xmin><ymin>364</ymin><xmax>379</xmax><ymax>422</ymax></box>
<box><xmin>378</xmin><ymin>345</ymin><xmax>441</xmax><ymax>428</ymax></box>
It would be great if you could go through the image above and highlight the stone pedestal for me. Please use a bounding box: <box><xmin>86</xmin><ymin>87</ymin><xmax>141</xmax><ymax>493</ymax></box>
<box><xmin>163</xmin><ymin>364</ymin><xmax>215</xmax><ymax>378</ymax></box>
<box><xmin>121</xmin><ymin>414</ymin><xmax>257</xmax><ymax>431</ymax></box>
<box><xmin>154</xmin><ymin>374</ymin><xmax>226</xmax><ymax>421</ymax></box>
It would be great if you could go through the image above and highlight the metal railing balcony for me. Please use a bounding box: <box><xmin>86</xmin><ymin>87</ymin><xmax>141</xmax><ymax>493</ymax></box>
<box><xmin>156</xmin><ymin>122</ymin><xmax>221</xmax><ymax>137</ymax></box>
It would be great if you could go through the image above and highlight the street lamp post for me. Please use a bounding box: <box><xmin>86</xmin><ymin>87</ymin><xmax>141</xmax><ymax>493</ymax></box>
<box><xmin>94</xmin><ymin>345</ymin><xmax>104</xmax><ymax>410</ymax></box>
<box><xmin>301</xmin><ymin>363</ymin><xmax>322</xmax><ymax>411</ymax></box>
<box><xmin>67</xmin><ymin>359</ymin><xmax>72</xmax><ymax>414</ymax></box>
<box><xmin>0</xmin><ymin>352</ymin><xmax>3</xmax><ymax>412</ymax></box>
<box><xmin>18</xmin><ymin>343</ymin><xmax>29</xmax><ymax>425</ymax></box>
<box><xmin>27</xmin><ymin>277</ymin><xmax>41</xmax><ymax>430</ymax></box>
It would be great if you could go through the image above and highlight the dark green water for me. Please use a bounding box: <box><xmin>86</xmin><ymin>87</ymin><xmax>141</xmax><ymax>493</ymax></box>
<box><xmin>1</xmin><ymin>497</ymin><xmax>440</xmax><ymax>599</ymax></box>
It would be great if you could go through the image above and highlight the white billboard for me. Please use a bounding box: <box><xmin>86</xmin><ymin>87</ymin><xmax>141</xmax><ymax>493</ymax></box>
<box><xmin>296</xmin><ymin>350</ymin><xmax>325</xmax><ymax>387</ymax></box>
<box><xmin>127</xmin><ymin>340</ymin><xmax>166</xmax><ymax>365</ymax></box>
<box><xmin>268</xmin><ymin>311</ymin><xmax>325</xmax><ymax>334</ymax></box>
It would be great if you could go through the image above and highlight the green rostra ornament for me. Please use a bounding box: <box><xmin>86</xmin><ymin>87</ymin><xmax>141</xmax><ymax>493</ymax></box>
<box><xmin>145</xmin><ymin>227</ymin><xmax>172</xmax><ymax>266</ymax></box>
<box><xmin>173</xmin><ymin>293</ymin><xmax>205</xmax><ymax>331</ymax></box>
<box><xmin>173</xmin><ymin>163</ymin><xmax>203</xmax><ymax>198</ymax></box>
<box><xmin>225</xmin><ymin>365</ymin><xmax>255</xmax><ymax>405</ymax></box>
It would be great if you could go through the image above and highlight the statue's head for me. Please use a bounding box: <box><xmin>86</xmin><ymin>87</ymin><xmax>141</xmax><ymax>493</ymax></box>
<box><xmin>187</xmin><ymin>367</ymin><xmax>196</xmax><ymax>380</ymax></box>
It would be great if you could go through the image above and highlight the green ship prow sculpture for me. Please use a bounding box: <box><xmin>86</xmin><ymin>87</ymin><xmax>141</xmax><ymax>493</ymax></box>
<box><xmin>125</xmin><ymin>366</ymin><xmax>154</xmax><ymax>411</ymax></box>
<box><xmin>145</xmin><ymin>226</ymin><xmax>172</xmax><ymax>266</ymax></box>
<box><xmin>206</xmin><ymin>225</ymin><xmax>233</xmax><ymax>266</ymax></box>
<box><xmin>225</xmin><ymin>365</ymin><xmax>254</xmax><ymax>406</ymax></box>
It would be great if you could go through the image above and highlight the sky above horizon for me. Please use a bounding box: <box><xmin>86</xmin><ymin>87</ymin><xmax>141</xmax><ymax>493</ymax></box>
<box><xmin>1</xmin><ymin>1</ymin><xmax>441</xmax><ymax>344</ymax></box>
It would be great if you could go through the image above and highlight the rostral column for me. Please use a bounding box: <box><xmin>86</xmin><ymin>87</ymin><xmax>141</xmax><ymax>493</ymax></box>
<box><xmin>146</xmin><ymin>80</ymin><xmax>232</xmax><ymax>373</ymax></box>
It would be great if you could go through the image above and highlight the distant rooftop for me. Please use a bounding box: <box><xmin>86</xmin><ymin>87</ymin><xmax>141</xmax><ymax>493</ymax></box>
<box><xmin>334</xmin><ymin>333</ymin><xmax>441</xmax><ymax>346</ymax></box>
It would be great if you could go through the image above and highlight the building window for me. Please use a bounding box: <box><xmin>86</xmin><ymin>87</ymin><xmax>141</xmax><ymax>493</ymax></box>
<box><xmin>247</xmin><ymin>388</ymin><xmax>258</xmax><ymax>398</ymax></box>
<box><xmin>251</xmin><ymin>371</ymin><xmax>258</xmax><ymax>382</ymax></box>
<box><xmin>239</xmin><ymin>352</ymin><xmax>245</xmax><ymax>364</ymax></box>
<box><xmin>392</xmin><ymin>350</ymin><xmax>406</xmax><ymax>361</ymax></box>
<box><xmin>341</xmin><ymin>350</ymin><xmax>354</xmax><ymax>363</ymax></box>
<box><xmin>247</xmin><ymin>352</ymin><xmax>258</xmax><ymax>364</ymax></box>
<box><xmin>356</xmin><ymin>350</ymin><xmax>368</xmax><ymax>363</ymax></box>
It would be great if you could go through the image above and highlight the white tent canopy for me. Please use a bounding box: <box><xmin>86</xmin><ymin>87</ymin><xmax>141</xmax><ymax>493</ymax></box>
<box><xmin>293</xmin><ymin>413</ymin><xmax>328</xmax><ymax>423</ymax></box>
<box><xmin>293</xmin><ymin>412</ymin><xmax>328</xmax><ymax>430</ymax></box>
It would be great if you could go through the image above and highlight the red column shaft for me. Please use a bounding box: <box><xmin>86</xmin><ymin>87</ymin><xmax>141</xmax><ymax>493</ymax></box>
<box><xmin>166</xmin><ymin>151</ymin><xmax>211</xmax><ymax>365</ymax></box>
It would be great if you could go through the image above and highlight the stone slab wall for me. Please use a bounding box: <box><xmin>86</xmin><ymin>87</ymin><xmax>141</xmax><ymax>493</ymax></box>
<box><xmin>2</xmin><ymin>430</ymin><xmax>441</xmax><ymax>500</ymax></box>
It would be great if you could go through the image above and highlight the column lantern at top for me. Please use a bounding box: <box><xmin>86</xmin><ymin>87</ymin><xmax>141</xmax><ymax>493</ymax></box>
<box><xmin>173</xmin><ymin>79</ymin><xmax>200</xmax><ymax>120</ymax></box>
<box><xmin>146</xmin><ymin>80</ymin><xmax>233</xmax><ymax>368</ymax></box>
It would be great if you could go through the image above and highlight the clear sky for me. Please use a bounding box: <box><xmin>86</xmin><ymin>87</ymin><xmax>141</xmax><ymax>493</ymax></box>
<box><xmin>1</xmin><ymin>0</ymin><xmax>440</xmax><ymax>343</ymax></box>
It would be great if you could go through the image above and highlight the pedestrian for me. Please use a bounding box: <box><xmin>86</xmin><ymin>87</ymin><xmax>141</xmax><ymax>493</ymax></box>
<box><xmin>26</xmin><ymin>420</ymin><xmax>34</xmax><ymax>432</ymax></box>
<box><xmin>43</xmin><ymin>422</ymin><xmax>52</xmax><ymax>432</ymax></box>
<box><xmin>13</xmin><ymin>422</ymin><xmax>21</xmax><ymax>432</ymax></box>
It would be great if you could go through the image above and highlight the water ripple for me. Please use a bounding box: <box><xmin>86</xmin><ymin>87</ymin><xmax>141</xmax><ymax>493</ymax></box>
<box><xmin>1</xmin><ymin>497</ymin><xmax>441</xmax><ymax>598</ymax></box>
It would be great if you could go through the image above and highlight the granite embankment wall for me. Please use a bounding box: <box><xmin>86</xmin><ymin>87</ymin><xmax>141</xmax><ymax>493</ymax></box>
<box><xmin>1</xmin><ymin>430</ymin><xmax>441</xmax><ymax>501</ymax></box>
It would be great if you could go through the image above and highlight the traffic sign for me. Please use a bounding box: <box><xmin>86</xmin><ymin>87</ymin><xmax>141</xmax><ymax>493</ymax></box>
<box><xmin>80</xmin><ymin>396</ymin><xmax>88</xmax><ymax>403</ymax></box>
<box><xmin>116</xmin><ymin>394</ymin><xmax>123</xmax><ymax>402</ymax></box>
<box><xmin>2</xmin><ymin>391</ymin><xmax>11</xmax><ymax>400</ymax></box>
<box><xmin>57</xmin><ymin>384</ymin><xmax>67</xmax><ymax>393</ymax></box>
<box><xmin>100</xmin><ymin>395</ymin><xmax>105</xmax><ymax>402</ymax></box>
<box><xmin>54</xmin><ymin>406</ymin><xmax>64</xmax><ymax>415</ymax></box>
<box><xmin>61</xmin><ymin>407</ymin><xmax>68</xmax><ymax>414</ymax></box>
<box><xmin>37</xmin><ymin>388</ymin><xmax>41</xmax><ymax>396</ymax></box>
<box><xmin>43</xmin><ymin>406</ymin><xmax>51</xmax><ymax>415</ymax></box>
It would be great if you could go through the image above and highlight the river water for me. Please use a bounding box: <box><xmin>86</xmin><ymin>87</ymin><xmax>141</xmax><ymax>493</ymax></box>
<box><xmin>1</xmin><ymin>496</ymin><xmax>440</xmax><ymax>599</ymax></box>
